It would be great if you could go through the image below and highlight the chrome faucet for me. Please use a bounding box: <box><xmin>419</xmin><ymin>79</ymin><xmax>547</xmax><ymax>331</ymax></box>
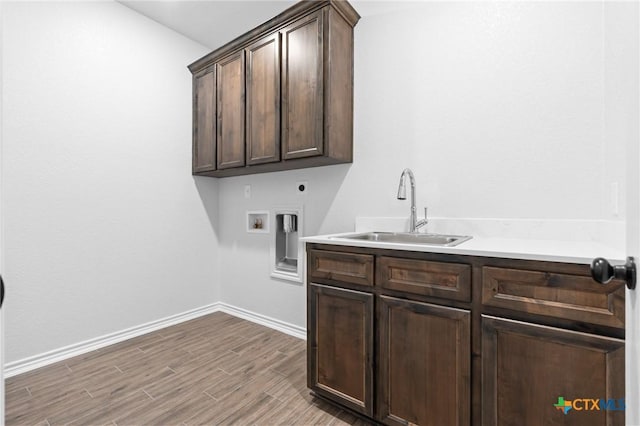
<box><xmin>397</xmin><ymin>168</ymin><xmax>428</xmax><ymax>233</ymax></box>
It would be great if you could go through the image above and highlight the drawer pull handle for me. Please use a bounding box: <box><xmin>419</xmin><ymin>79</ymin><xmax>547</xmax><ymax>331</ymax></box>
<box><xmin>591</xmin><ymin>256</ymin><xmax>636</xmax><ymax>290</ymax></box>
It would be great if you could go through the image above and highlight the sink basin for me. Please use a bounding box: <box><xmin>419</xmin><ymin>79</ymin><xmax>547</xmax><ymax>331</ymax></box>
<box><xmin>330</xmin><ymin>232</ymin><xmax>472</xmax><ymax>247</ymax></box>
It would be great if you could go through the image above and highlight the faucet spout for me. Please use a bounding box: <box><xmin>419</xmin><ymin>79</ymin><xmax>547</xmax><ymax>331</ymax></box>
<box><xmin>396</xmin><ymin>168</ymin><xmax>427</xmax><ymax>233</ymax></box>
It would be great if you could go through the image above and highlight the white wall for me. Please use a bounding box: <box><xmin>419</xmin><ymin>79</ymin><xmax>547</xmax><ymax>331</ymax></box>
<box><xmin>1</xmin><ymin>2</ymin><xmax>218</xmax><ymax>363</ymax></box>
<box><xmin>218</xmin><ymin>2</ymin><xmax>629</xmax><ymax>329</ymax></box>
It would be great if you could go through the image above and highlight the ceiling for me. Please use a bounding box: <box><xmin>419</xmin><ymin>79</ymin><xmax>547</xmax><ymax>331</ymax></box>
<box><xmin>118</xmin><ymin>1</ymin><xmax>295</xmax><ymax>49</ymax></box>
<box><xmin>118</xmin><ymin>1</ymin><xmax>420</xmax><ymax>50</ymax></box>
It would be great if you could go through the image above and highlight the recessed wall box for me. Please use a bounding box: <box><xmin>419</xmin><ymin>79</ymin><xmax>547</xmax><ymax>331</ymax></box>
<box><xmin>247</xmin><ymin>211</ymin><xmax>269</xmax><ymax>233</ymax></box>
<box><xmin>271</xmin><ymin>206</ymin><xmax>303</xmax><ymax>283</ymax></box>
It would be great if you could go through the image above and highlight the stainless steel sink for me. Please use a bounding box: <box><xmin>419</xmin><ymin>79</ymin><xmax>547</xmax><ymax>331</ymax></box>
<box><xmin>330</xmin><ymin>232</ymin><xmax>472</xmax><ymax>247</ymax></box>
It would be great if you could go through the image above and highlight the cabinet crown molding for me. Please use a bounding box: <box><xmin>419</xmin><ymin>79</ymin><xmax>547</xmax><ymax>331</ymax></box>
<box><xmin>188</xmin><ymin>0</ymin><xmax>359</xmax><ymax>73</ymax></box>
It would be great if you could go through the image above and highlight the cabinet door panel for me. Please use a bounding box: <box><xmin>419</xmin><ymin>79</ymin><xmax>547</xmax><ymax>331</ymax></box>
<box><xmin>193</xmin><ymin>69</ymin><xmax>216</xmax><ymax>173</ymax></box>
<box><xmin>308</xmin><ymin>283</ymin><xmax>373</xmax><ymax>416</ymax></box>
<box><xmin>246</xmin><ymin>33</ymin><xmax>280</xmax><ymax>165</ymax></box>
<box><xmin>378</xmin><ymin>296</ymin><xmax>470</xmax><ymax>426</ymax></box>
<box><xmin>482</xmin><ymin>315</ymin><xmax>624</xmax><ymax>426</ymax></box>
<box><xmin>281</xmin><ymin>10</ymin><xmax>324</xmax><ymax>160</ymax></box>
<box><xmin>216</xmin><ymin>51</ymin><xmax>245</xmax><ymax>169</ymax></box>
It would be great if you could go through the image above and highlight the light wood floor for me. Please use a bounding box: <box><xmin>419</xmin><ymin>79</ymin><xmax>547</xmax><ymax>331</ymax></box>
<box><xmin>6</xmin><ymin>312</ymin><xmax>369</xmax><ymax>425</ymax></box>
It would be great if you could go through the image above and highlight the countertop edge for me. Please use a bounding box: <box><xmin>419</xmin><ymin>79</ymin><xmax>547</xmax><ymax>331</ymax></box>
<box><xmin>301</xmin><ymin>233</ymin><xmax>627</xmax><ymax>265</ymax></box>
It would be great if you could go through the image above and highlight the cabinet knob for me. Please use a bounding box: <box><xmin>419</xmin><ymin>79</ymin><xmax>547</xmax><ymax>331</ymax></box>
<box><xmin>590</xmin><ymin>256</ymin><xmax>636</xmax><ymax>290</ymax></box>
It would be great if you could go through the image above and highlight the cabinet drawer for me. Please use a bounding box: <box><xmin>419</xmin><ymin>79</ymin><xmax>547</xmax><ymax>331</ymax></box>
<box><xmin>309</xmin><ymin>249</ymin><xmax>374</xmax><ymax>286</ymax></box>
<box><xmin>482</xmin><ymin>266</ymin><xmax>625</xmax><ymax>329</ymax></box>
<box><xmin>376</xmin><ymin>257</ymin><xmax>471</xmax><ymax>302</ymax></box>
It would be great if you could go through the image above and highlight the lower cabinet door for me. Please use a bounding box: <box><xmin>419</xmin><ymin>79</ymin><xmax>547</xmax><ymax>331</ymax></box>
<box><xmin>377</xmin><ymin>295</ymin><xmax>471</xmax><ymax>426</ymax></box>
<box><xmin>482</xmin><ymin>315</ymin><xmax>625</xmax><ymax>426</ymax></box>
<box><xmin>308</xmin><ymin>283</ymin><xmax>374</xmax><ymax>416</ymax></box>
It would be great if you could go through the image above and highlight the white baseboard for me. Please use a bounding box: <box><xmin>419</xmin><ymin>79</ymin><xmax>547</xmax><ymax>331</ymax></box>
<box><xmin>216</xmin><ymin>302</ymin><xmax>306</xmax><ymax>340</ymax></box>
<box><xmin>4</xmin><ymin>302</ymin><xmax>305</xmax><ymax>378</ymax></box>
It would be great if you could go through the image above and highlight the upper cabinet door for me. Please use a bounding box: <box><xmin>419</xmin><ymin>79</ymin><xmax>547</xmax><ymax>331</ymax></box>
<box><xmin>246</xmin><ymin>33</ymin><xmax>280</xmax><ymax>166</ymax></box>
<box><xmin>216</xmin><ymin>51</ymin><xmax>245</xmax><ymax>169</ymax></box>
<box><xmin>281</xmin><ymin>10</ymin><xmax>324</xmax><ymax>160</ymax></box>
<box><xmin>193</xmin><ymin>69</ymin><xmax>216</xmax><ymax>173</ymax></box>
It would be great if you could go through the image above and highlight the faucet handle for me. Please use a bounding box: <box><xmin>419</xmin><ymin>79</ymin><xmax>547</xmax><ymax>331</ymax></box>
<box><xmin>414</xmin><ymin>207</ymin><xmax>429</xmax><ymax>232</ymax></box>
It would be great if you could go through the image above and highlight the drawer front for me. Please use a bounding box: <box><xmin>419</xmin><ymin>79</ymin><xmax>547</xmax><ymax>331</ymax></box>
<box><xmin>376</xmin><ymin>257</ymin><xmax>471</xmax><ymax>302</ymax></box>
<box><xmin>309</xmin><ymin>249</ymin><xmax>374</xmax><ymax>286</ymax></box>
<box><xmin>482</xmin><ymin>266</ymin><xmax>625</xmax><ymax>329</ymax></box>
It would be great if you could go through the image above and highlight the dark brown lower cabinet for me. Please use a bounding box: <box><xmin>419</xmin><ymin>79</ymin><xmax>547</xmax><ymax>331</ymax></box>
<box><xmin>306</xmin><ymin>245</ymin><xmax>626</xmax><ymax>426</ymax></box>
<box><xmin>482</xmin><ymin>315</ymin><xmax>625</xmax><ymax>426</ymax></box>
<box><xmin>307</xmin><ymin>283</ymin><xmax>374</xmax><ymax>417</ymax></box>
<box><xmin>378</xmin><ymin>296</ymin><xmax>470</xmax><ymax>426</ymax></box>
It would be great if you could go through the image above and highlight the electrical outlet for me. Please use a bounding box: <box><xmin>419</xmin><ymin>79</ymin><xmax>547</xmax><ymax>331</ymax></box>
<box><xmin>244</xmin><ymin>185</ymin><xmax>251</xmax><ymax>199</ymax></box>
<box><xmin>296</xmin><ymin>181</ymin><xmax>308</xmax><ymax>194</ymax></box>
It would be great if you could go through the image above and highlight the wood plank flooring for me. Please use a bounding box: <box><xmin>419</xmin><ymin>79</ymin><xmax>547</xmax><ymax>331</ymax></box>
<box><xmin>6</xmin><ymin>312</ymin><xmax>370</xmax><ymax>425</ymax></box>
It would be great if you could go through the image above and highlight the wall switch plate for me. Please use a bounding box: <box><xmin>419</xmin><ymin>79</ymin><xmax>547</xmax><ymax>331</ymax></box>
<box><xmin>244</xmin><ymin>184</ymin><xmax>251</xmax><ymax>199</ymax></box>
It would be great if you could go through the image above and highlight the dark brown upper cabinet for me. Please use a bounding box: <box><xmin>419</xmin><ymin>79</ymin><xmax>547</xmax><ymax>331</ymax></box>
<box><xmin>216</xmin><ymin>51</ymin><xmax>245</xmax><ymax>170</ymax></box>
<box><xmin>192</xmin><ymin>67</ymin><xmax>216</xmax><ymax>174</ymax></box>
<box><xmin>188</xmin><ymin>0</ymin><xmax>360</xmax><ymax>178</ymax></box>
<box><xmin>246</xmin><ymin>33</ymin><xmax>280</xmax><ymax>165</ymax></box>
